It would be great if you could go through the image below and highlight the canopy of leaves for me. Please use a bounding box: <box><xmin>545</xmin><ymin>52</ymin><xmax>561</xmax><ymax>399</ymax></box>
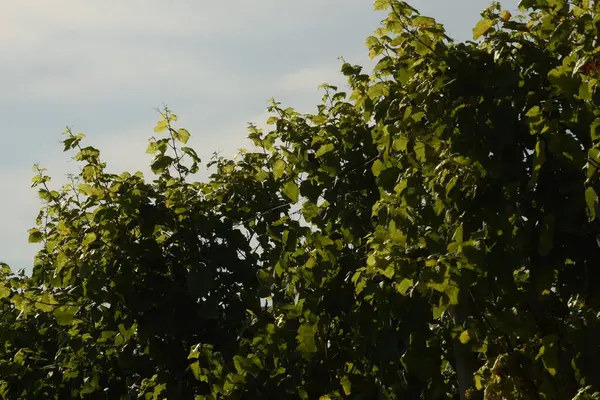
<box><xmin>2</xmin><ymin>0</ymin><xmax>600</xmax><ymax>399</ymax></box>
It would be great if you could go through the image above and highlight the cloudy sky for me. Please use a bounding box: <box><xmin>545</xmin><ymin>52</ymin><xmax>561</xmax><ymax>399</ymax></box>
<box><xmin>0</xmin><ymin>0</ymin><xmax>519</xmax><ymax>272</ymax></box>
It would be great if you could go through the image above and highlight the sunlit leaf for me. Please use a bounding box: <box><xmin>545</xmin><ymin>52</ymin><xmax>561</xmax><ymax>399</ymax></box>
<box><xmin>473</xmin><ymin>18</ymin><xmax>494</xmax><ymax>40</ymax></box>
<box><xmin>283</xmin><ymin>181</ymin><xmax>299</xmax><ymax>202</ymax></box>
<box><xmin>459</xmin><ymin>330</ymin><xmax>471</xmax><ymax>344</ymax></box>
<box><xmin>273</xmin><ymin>159</ymin><xmax>286</xmax><ymax>180</ymax></box>
<box><xmin>154</xmin><ymin>120</ymin><xmax>168</xmax><ymax>133</ymax></box>
<box><xmin>296</xmin><ymin>324</ymin><xmax>317</xmax><ymax>354</ymax></box>
<box><xmin>373</xmin><ymin>0</ymin><xmax>391</xmax><ymax>11</ymax></box>
<box><xmin>0</xmin><ymin>284</ymin><xmax>10</xmax><ymax>299</ymax></box>
<box><xmin>53</xmin><ymin>305</ymin><xmax>80</xmax><ymax>326</ymax></box>
<box><xmin>586</xmin><ymin>187</ymin><xmax>598</xmax><ymax>221</ymax></box>
<box><xmin>340</xmin><ymin>376</ymin><xmax>352</xmax><ymax>395</ymax></box>
<box><xmin>175</xmin><ymin>128</ymin><xmax>191</xmax><ymax>144</ymax></box>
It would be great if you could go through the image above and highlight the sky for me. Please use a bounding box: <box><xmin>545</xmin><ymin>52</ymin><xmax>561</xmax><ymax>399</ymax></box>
<box><xmin>0</xmin><ymin>0</ymin><xmax>519</xmax><ymax>272</ymax></box>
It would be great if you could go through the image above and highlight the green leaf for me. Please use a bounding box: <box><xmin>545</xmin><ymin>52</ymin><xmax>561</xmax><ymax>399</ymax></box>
<box><xmin>434</xmin><ymin>198</ymin><xmax>444</xmax><ymax>216</ymax></box>
<box><xmin>0</xmin><ymin>263</ymin><xmax>10</xmax><ymax>275</ymax></box>
<box><xmin>273</xmin><ymin>159</ymin><xmax>286</xmax><ymax>180</ymax></box>
<box><xmin>447</xmin><ymin>286</ymin><xmax>459</xmax><ymax>305</ymax></box>
<box><xmin>518</xmin><ymin>0</ymin><xmax>536</xmax><ymax>11</ymax></box>
<box><xmin>182</xmin><ymin>146</ymin><xmax>201</xmax><ymax>163</ymax></box>
<box><xmin>315</xmin><ymin>143</ymin><xmax>334</xmax><ymax>158</ymax></box>
<box><xmin>453</xmin><ymin>223</ymin><xmax>464</xmax><ymax>245</ymax></box>
<box><xmin>13</xmin><ymin>349</ymin><xmax>26</xmax><ymax>366</ymax></box>
<box><xmin>373</xmin><ymin>0</ymin><xmax>391</xmax><ymax>11</ymax></box>
<box><xmin>373</xmin><ymin>56</ymin><xmax>393</xmax><ymax>74</ymax></box>
<box><xmin>591</xmin><ymin>118</ymin><xmax>600</xmax><ymax>141</ymax></box>
<box><xmin>283</xmin><ymin>181</ymin><xmax>299</xmax><ymax>202</ymax></box>
<box><xmin>274</xmin><ymin>262</ymin><xmax>284</xmax><ymax>277</ymax></box>
<box><xmin>175</xmin><ymin>128</ymin><xmax>191</xmax><ymax>144</ymax></box>
<box><xmin>532</xmin><ymin>139</ymin><xmax>546</xmax><ymax>184</ymax></box>
<box><xmin>367</xmin><ymin>254</ymin><xmax>377</xmax><ymax>268</ymax></box>
<box><xmin>28</xmin><ymin>229</ymin><xmax>43</xmax><ymax>243</ymax></box>
<box><xmin>412</xmin><ymin>16</ymin><xmax>437</xmax><ymax>28</ymax></box>
<box><xmin>395</xmin><ymin>279</ymin><xmax>413</xmax><ymax>295</ymax></box>
<box><xmin>367</xmin><ymin>82</ymin><xmax>390</xmax><ymax>99</ymax></box>
<box><xmin>537</xmin><ymin>335</ymin><xmax>559</xmax><ymax>377</ymax></box>
<box><xmin>579</xmin><ymin>80</ymin><xmax>593</xmax><ymax>101</ymax></box>
<box><xmin>311</xmin><ymin>115</ymin><xmax>328</xmax><ymax>125</ymax></box>
<box><xmin>190</xmin><ymin>361</ymin><xmax>202</xmax><ymax>380</ymax></box>
<box><xmin>382</xmin><ymin>266</ymin><xmax>395</xmax><ymax>279</ymax></box>
<box><xmin>11</xmin><ymin>295</ymin><xmax>28</xmax><ymax>312</ymax></box>
<box><xmin>99</xmin><ymin>331</ymin><xmax>117</xmax><ymax>341</ymax></box>
<box><xmin>0</xmin><ymin>284</ymin><xmax>10</xmax><ymax>299</ymax></box>
<box><xmin>82</xmin><ymin>232</ymin><xmax>97</xmax><ymax>246</ymax></box>
<box><xmin>188</xmin><ymin>345</ymin><xmax>200</xmax><ymax>360</ymax></box>
<box><xmin>302</xmin><ymin>201</ymin><xmax>319</xmax><ymax>221</ymax></box>
<box><xmin>35</xmin><ymin>293</ymin><xmax>57</xmax><ymax>313</ymax></box>
<box><xmin>371</xmin><ymin>159</ymin><xmax>385</xmax><ymax>177</ymax></box>
<box><xmin>473</xmin><ymin>18</ymin><xmax>494</xmax><ymax>40</ymax></box>
<box><xmin>31</xmin><ymin>175</ymin><xmax>43</xmax><ymax>186</ymax></box>
<box><xmin>548</xmin><ymin>65</ymin><xmax>580</xmax><ymax>95</ymax></box>
<box><xmin>393</xmin><ymin>137</ymin><xmax>408</xmax><ymax>152</ymax></box>
<box><xmin>150</xmin><ymin>155</ymin><xmax>175</xmax><ymax>174</ymax></box>
<box><xmin>154</xmin><ymin>120</ymin><xmax>168</xmax><ymax>133</ymax></box>
<box><xmin>355</xmin><ymin>278</ymin><xmax>366</xmax><ymax>295</ymax></box>
<box><xmin>233</xmin><ymin>355</ymin><xmax>247</xmax><ymax>374</ymax></box>
<box><xmin>366</xmin><ymin>36</ymin><xmax>380</xmax><ymax>50</ymax></box>
<box><xmin>586</xmin><ymin>187</ymin><xmax>598</xmax><ymax>221</ymax></box>
<box><xmin>340</xmin><ymin>376</ymin><xmax>352</xmax><ymax>395</ymax></box>
<box><xmin>153</xmin><ymin>383</ymin><xmax>167</xmax><ymax>397</ymax></box>
<box><xmin>296</xmin><ymin>324</ymin><xmax>318</xmax><ymax>354</ymax></box>
<box><xmin>82</xmin><ymin>165</ymin><xmax>97</xmax><ymax>181</ymax></box>
<box><xmin>53</xmin><ymin>305</ymin><xmax>80</xmax><ymax>326</ymax></box>
<box><xmin>459</xmin><ymin>330</ymin><xmax>471</xmax><ymax>344</ymax></box>
<box><xmin>446</xmin><ymin>176</ymin><xmax>458</xmax><ymax>196</ymax></box>
<box><xmin>78</xmin><ymin>183</ymin><xmax>94</xmax><ymax>196</ymax></box>
<box><xmin>255</xmin><ymin>169</ymin><xmax>269</xmax><ymax>182</ymax></box>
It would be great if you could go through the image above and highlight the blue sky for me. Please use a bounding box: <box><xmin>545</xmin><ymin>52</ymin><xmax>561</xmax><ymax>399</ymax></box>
<box><xmin>0</xmin><ymin>0</ymin><xmax>518</xmax><ymax>271</ymax></box>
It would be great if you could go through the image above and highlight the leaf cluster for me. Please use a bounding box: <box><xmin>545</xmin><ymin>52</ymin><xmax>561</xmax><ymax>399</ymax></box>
<box><xmin>3</xmin><ymin>0</ymin><xmax>600</xmax><ymax>399</ymax></box>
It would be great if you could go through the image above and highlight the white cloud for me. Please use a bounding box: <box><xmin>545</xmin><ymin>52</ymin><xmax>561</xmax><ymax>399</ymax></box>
<box><xmin>1</xmin><ymin>0</ymin><xmax>376</xmax><ymax>106</ymax></box>
<box><xmin>277</xmin><ymin>64</ymin><xmax>346</xmax><ymax>93</ymax></box>
<box><xmin>276</xmin><ymin>54</ymin><xmax>378</xmax><ymax>93</ymax></box>
<box><xmin>0</xmin><ymin>0</ymin><xmax>355</xmax><ymax>41</ymax></box>
<box><xmin>4</xmin><ymin>39</ymin><xmax>245</xmax><ymax>104</ymax></box>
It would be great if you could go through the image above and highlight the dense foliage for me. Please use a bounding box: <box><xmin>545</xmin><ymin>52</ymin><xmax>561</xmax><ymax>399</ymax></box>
<box><xmin>2</xmin><ymin>0</ymin><xmax>600</xmax><ymax>398</ymax></box>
